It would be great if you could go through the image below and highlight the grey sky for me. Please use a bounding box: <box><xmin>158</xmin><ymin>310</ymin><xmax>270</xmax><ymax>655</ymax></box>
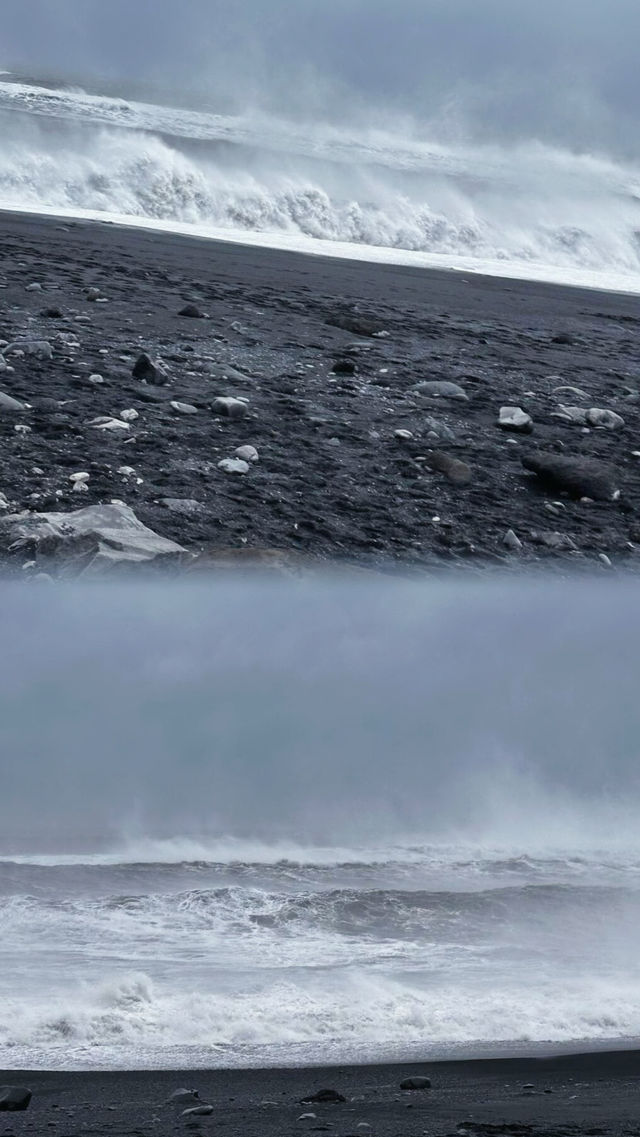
<box><xmin>2</xmin><ymin>1</ymin><xmax>640</xmax><ymax>155</ymax></box>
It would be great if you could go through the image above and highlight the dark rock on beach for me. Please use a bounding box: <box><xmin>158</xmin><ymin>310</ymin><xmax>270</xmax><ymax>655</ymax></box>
<box><xmin>0</xmin><ymin>1085</ymin><xmax>32</xmax><ymax>1111</ymax></box>
<box><xmin>521</xmin><ymin>453</ymin><xmax>621</xmax><ymax>502</ymax></box>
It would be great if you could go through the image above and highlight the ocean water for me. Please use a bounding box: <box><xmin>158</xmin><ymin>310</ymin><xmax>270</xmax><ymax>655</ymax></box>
<box><xmin>1</xmin><ymin>578</ymin><xmax>640</xmax><ymax>1070</ymax></box>
<box><xmin>0</xmin><ymin>73</ymin><xmax>640</xmax><ymax>293</ymax></box>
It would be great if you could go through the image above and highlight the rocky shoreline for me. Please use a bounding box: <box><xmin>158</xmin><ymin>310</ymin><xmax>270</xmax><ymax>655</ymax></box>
<box><xmin>1</xmin><ymin>211</ymin><xmax>639</xmax><ymax>577</ymax></box>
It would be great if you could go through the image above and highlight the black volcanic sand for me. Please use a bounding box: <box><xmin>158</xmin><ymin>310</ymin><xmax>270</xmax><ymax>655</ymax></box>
<box><xmin>1</xmin><ymin>210</ymin><xmax>640</xmax><ymax>574</ymax></box>
<box><xmin>4</xmin><ymin>1051</ymin><xmax>640</xmax><ymax>1137</ymax></box>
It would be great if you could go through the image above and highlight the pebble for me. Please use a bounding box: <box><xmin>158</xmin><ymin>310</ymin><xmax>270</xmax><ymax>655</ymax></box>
<box><xmin>179</xmin><ymin>303</ymin><xmax>205</xmax><ymax>318</ymax></box>
<box><xmin>552</xmin><ymin>405</ymin><xmax>588</xmax><ymax>425</ymax></box>
<box><xmin>117</xmin><ymin>466</ymin><xmax>137</xmax><ymax>477</ymax></box>
<box><xmin>298</xmin><ymin>1114</ymin><xmax>317</xmax><ymax>1121</ymax></box>
<box><xmin>26</xmin><ymin>282</ymin><xmax>43</xmax><ymax>292</ymax></box>
<box><xmin>69</xmin><ymin>472</ymin><xmax>90</xmax><ymax>483</ymax></box>
<box><xmin>599</xmin><ymin>554</ymin><xmax>613</xmax><ymax>567</ymax></box>
<box><xmin>498</xmin><ymin>406</ymin><xmax>533</xmax><ymax>433</ymax></box>
<box><xmin>89</xmin><ymin>373</ymin><xmax>105</xmax><ymax>385</ymax></box>
<box><xmin>234</xmin><ymin>445</ymin><xmax>259</xmax><ymax>462</ymax></box>
<box><xmin>424</xmin><ymin>417</ymin><xmax>457</xmax><ymax>442</ymax></box>
<box><xmin>120</xmin><ymin>408</ymin><xmax>139</xmax><ymax>422</ymax></box>
<box><xmin>161</xmin><ymin>498</ymin><xmax>205</xmax><ymax>516</ymax></box>
<box><xmin>218</xmin><ymin>458</ymin><xmax>250</xmax><ymax>475</ymax></box>
<box><xmin>132</xmin><ymin>353</ymin><xmax>168</xmax><ymax>385</ymax></box>
<box><xmin>89</xmin><ymin>417</ymin><xmax>132</xmax><ymax>432</ymax></box>
<box><xmin>394</xmin><ymin>429</ymin><xmax>414</xmax><ymax>441</ymax></box>
<box><xmin>212</xmin><ymin>396</ymin><xmax>249</xmax><ymax>419</ymax></box>
<box><xmin>182</xmin><ymin>1105</ymin><xmax>214</xmax><ymax>1117</ymax></box>
<box><xmin>414</xmin><ymin>380</ymin><xmax>469</xmax><ymax>401</ymax></box>
<box><xmin>165</xmin><ymin>1089</ymin><xmax>201</xmax><ymax>1107</ymax></box>
<box><xmin>171</xmin><ymin>401</ymin><xmax>198</xmax><ymax>414</ymax></box>
<box><xmin>425</xmin><ymin>451</ymin><xmax>472</xmax><ymax>486</ymax></box>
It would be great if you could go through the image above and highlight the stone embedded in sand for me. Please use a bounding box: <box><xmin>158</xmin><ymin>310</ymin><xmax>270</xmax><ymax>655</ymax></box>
<box><xmin>425</xmin><ymin>451</ymin><xmax>472</xmax><ymax>486</ymax></box>
<box><xmin>328</xmin><ymin>314</ymin><xmax>386</xmax><ymax>337</ymax></box>
<box><xmin>522</xmin><ymin>452</ymin><xmax>620</xmax><ymax>502</ymax></box>
<box><xmin>300</xmin><ymin>1089</ymin><xmax>347</xmax><ymax>1104</ymax></box>
<box><xmin>41</xmin><ymin>306</ymin><xmax>63</xmax><ymax>318</ymax></box>
<box><xmin>503</xmin><ymin>529</ymin><xmax>523</xmax><ymax>551</ymax></box>
<box><xmin>552</xmin><ymin>333</ymin><xmax>574</xmax><ymax>345</ymax></box>
<box><xmin>498</xmin><ymin>406</ymin><xmax>533</xmax><ymax>433</ymax></box>
<box><xmin>0</xmin><ymin>391</ymin><xmax>26</xmax><ymax>413</ymax></box>
<box><xmin>5</xmin><ymin>340</ymin><xmax>53</xmax><ymax>360</ymax></box>
<box><xmin>178</xmin><ymin>303</ymin><xmax>205</xmax><ymax>318</ymax></box>
<box><xmin>182</xmin><ymin>1105</ymin><xmax>215</xmax><ymax>1117</ymax></box>
<box><xmin>586</xmin><ymin>408</ymin><xmax>625</xmax><ymax>430</ymax></box>
<box><xmin>0</xmin><ymin>1087</ymin><xmax>32</xmax><ymax>1111</ymax></box>
<box><xmin>161</xmin><ymin>498</ymin><xmax>205</xmax><ymax>516</ymax></box>
<box><xmin>552</xmin><ymin>405</ymin><xmax>589</xmax><ymax>425</ymax></box>
<box><xmin>212</xmin><ymin>396</ymin><xmax>248</xmax><ymax>419</ymax></box>
<box><xmin>400</xmin><ymin>1078</ymin><xmax>431</xmax><ymax>1091</ymax></box>
<box><xmin>423</xmin><ymin>417</ymin><xmax>456</xmax><ymax>442</ymax></box>
<box><xmin>414</xmin><ymin>381</ymin><xmax>468</xmax><ymax>401</ymax></box>
<box><xmin>531</xmin><ymin>530</ymin><xmax>578</xmax><ymax>551</ymax></box>
<box><xmin>218</xmin><ymin>458</ymin><xmax>250</xmax><ymax>475</ymax></box>
<box><xmin>0</xmin><ymin>503</ymin><xmax>187</xmax><ymax>576</ymax></box>
<box><xmin>234</xmin><ymin>445</ymin><xmax>259</xmax><ymax>463</ymax></box>
<box><xmin>132</xmin><ymin>352</ymin><xmax>168</xmax><ymax>385</ymax></box>
<box><xmin>331</xmin><ymin>358</ymin><xmax>357</xmax><ymax>375</ymax></box>
<box><xmin>166</xmin><ymin>1089</ymin><xmax>202</xmax><ymax>1107</ymax></box>
<box><xmin>171</xmin><ymin>401</ymin><xmax>198</xmax><ymax>415</ymax></box>
<box><xmin>25</xmin><ymin>282</ymin><xmax>42</xmax><ymax>292</ymax></box>
<box><xmin>89</xmin><ymin>416</ymin><xmax>132</xmax><ymax>432</ymax></box>
<box><xmin>394</xmin><ymin>429</ymin><xmax>414</xmax><ymax>441</ymax></box>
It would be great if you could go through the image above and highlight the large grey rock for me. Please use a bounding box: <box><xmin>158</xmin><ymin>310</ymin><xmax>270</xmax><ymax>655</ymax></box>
<box><xmin>219</xmin><ymin>458</ymin><xmax>250</xmax><ymax>475</ymax></box>
<box><xmin>0</xmin><ymin>504</ymin><xmax>187</xmax><ymax>576</ymax></box>
<box><xmin>414</xmin><ymin>381</ymin><xmax>468</xmax><ymax>401</ymax></box>
<box><xmin>212</xmin><ymin>396</ymin><xmax>248</xmax><ymax>419</ymax></box>
<box><xmin>586</xmin><ymin>408</ymin><xmax>625</xmax><ymax>430</ymax></box>
<box><xmin>0</xmin><ymin>1086</ymin><xmax>32</xmax><ymax>1111</ymax></box>
<box><xmin>499</xmin><ymin>406</ymin><xmax>533</xmax><ymax>433</ymax></box>
<box><xmin>522</xmin><ymin>453</ymin><xmax>620</xmax><ymax>501</ymax></box>
<box><xmin>0</xmin><ymin>391</ymin><xmax>26</xmax><ymax>412</ymax></box>
<box><xmin>4</xmin><ymin>340</ymin><xmax>53</xmax><ymax>360</ymax></box>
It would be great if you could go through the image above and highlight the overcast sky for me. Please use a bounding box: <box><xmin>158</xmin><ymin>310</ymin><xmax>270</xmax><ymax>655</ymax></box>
<box><xmin>3</xmin><ymin>1</ymin><xmax>640</xmax><ymax>155</ymax></box>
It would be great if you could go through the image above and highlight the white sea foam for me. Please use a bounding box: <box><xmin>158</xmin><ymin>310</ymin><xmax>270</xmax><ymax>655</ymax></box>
<box><xmin>0</xmin><ymin>80</ymin><xmax>639</xmax><ymax>292</ymax></box>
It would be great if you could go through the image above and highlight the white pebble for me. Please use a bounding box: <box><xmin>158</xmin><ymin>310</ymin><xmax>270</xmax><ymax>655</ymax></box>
<box><xmin>69</xmin><ymin>472</ymin><xmax>90</xmax><ymax>483</ymax></box>
<box><xmin>120</xmin><ymin>408</ymin><xmax>139</xmax><ymax>422</ymax></box>
<box><xmin>218</xmin><ymin>458</ymin><xmax>250</xmax><ymax>475</ymax></box>
<box><xmin>234</xmin><ymin>445</ymin><xmax>259</xmax><ymax>462</ymax></box>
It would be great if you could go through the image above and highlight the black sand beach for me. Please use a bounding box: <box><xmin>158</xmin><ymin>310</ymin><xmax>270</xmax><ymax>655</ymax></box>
<box><xmin>1</xmin><ymin>211</ymin><xmax>640</xmax><ymax>575</ymax></box>
<box><xmin>4</xmin><ymin>1050</ymin><xmax>640</xmax><ymax>1136</ymax></box>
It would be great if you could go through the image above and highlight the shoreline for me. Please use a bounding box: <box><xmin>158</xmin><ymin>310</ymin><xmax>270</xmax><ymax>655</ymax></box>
<box><xmin>1</xmin><ymin>208</ymin><xmax>639</xmax><ymax>576</ymax></box>
<box><xmin>4</xmin><ymin>1048</ymin><xmax>640</xmax><ymax>1135</ymax></box>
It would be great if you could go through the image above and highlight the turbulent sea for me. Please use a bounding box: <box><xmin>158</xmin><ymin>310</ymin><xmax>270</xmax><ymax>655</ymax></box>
<box><xmin>2</xmin><ymin>580</ymin><xmax>640</xmax><ymax>1070</ymax></box>
<box><xmin>1</xmin><ymin>72</ymin><xmax>640</xmax><ymax>292</ymax></box>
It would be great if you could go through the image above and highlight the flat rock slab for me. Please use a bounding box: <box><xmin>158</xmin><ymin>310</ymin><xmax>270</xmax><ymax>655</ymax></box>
<box><xmin>0</xmin><ymin>503</ymin><xmax>188</xmax><ymax>576</ymax></box>
<box><xmin>521</xmin><ymin>452</ymin><xmax>621</xmax><ymax>502</ymax></box>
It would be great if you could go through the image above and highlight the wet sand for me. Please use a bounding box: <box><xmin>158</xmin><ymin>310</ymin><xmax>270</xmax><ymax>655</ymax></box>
<box><xmin>3</xmin><ymin>1050</ymin><xmax>640</xmax><ymax>1136</ymax></box>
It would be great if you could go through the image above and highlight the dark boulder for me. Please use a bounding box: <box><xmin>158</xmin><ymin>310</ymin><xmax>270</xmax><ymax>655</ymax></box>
<box><xmin>425</xmin><ymin>451</ymin><xmax>472</xmax><ymax>486</ymax></box>
<box><xmin>300</xmin><ymin>1089</ymin><xmax>347</xmax><ymax>1104</ymax></box>
<box><xmin>522</xmin><ymin>453</ymin><xmax>620</xmax><ymax>501</ymax></box>
<box><xmin>400</xmin><ymin>1077</ymin><xmax>431</xmax><ymax>1091</ymax></box>
<box><xmin>132</xmin><ymin>353</ymin><xmax>168</xmax><ymax>385</ymax></box>
<box><xmin>178</xmin><ymin>304</ymin><xmax>204</xmax><ymax>318</ymax></box>
<box><xmin>0</xmin><ymin>1086</ymin><xmax>32</xmax><ymax>1111</ymax></box>
<box><xmin>328</xmin><ymin>314</ymin><xmax>386</xmax><ymax>337</ymax></box>
<box><xmin>331</xmin><ymin>359</ymin><xmax>357</xmax><ymax>375</ymax></box>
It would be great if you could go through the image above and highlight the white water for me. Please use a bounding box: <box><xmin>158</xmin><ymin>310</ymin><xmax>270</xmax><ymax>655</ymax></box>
<box><xmin>1</xmin><ymin>78</ymin><xmax>640</xmax><ymax>292</ymax></box>
<box><xmin>1</xmin><ymin>579</ymin><xmax>640</xmax><ymax>1069</ymax></box>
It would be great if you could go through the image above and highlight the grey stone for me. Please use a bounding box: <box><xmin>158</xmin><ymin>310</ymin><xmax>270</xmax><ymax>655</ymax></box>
<box><xmin>0</xmin><ymin>1087</ymin><xmax>32</xmax><ymax>1112</ymax></box>
<box><xmin>423</xmin><ymin>416</ymin><xmax>457</xmax><ymax>442</ymax></box>
<box><xmin>425</xmin><ymin>451</ymin><xmax>472</xmax><ymax>486</ymax></box>
<box><xmin>0</xmin><ymin>391</ymin><xmax>26</xmax><ymax>412</ymax></box>
<box><xmin>171</xmin><ymin>401</ymin><xmax>198</xmax><ymax>415</ymax></box>
<box><xmin>522</xmin><ymin>453</ymin><xmax>620</xmax><ymax>502</ymax></box>
<box><xmin>212</xmin><ymin>397</ymin><xmax>248</xmax><ymax>419</ymax></box>
<box><xmin>179</xmin><ymin>303</ymin><xmax>205</xmax><ymax>318</ymax></box>
<box><xmin>0</xmin><ymin>503</ymin><xmax>187</xmax><ymax>575</ymax></box>
<box><xmin>586</xmin><ymin>408</ymin><xmax>625</xmax><ymax>430</ymax></box>
<box><xmin>182</xmin><ymin>1105</ymin><xmax>214</xmax><ymax>1117</ymax></box>
<box><xmin>26</xmin><ymin>282</ymin><xmax>42</xmax><ymax>292</ymax></box>
<box><xmin>300</xmin><ymin>1090</ymin><xmax>347</xmax><ymax>1104</ymax></box>
<box><xmin>161</xmin><ymin>498</ymin><xmax>205</xmax><ymax>516</ymax></box>
<box><xmin>503</xmin><ymin>529</ymin><xmax>523</xmax><ymax>551</ymax></box>
<box><xmin>86</xmin><ymin>287</ymin><xmax>101</xmax><ymax>301</ymax></box>
<box><xmin>166</xmin><ymin>1089</ymin><xmax>201</xmax><ymax>1107</ymax></box>
<box><xmin>234</xmin><ymin>445</ymin><xmax>259</xmax><ymax>463</ymax></box>
<box><xmin>552</xmin><ymin>405</ymin><xmax>589</xmax><ymax>425</ymax></box>
<box><xmin>219</xmin><ymin>458</ymin><xmax>250</xmax><ymax>475</ymax></box>
<box><xmin>414</xmin><ymin>380</ymin><xmax>468</xmax><ymax>401</ymax></box>
<box><xmin>499</xmin><ymin>406</ymin><xmax>533</xmax><ymax>433</ymax></box>
<box><xmin>5</xmin><ymin>340</ymin><xmax>53</xmax><ymax>360</ymax></box>
<box><xmin>394</xmin><ymin>429</ymin><xmax>414</xmax><ymax>441</ymax></box>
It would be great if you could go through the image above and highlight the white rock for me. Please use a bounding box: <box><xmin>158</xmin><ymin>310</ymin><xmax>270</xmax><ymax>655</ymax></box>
<box><xmin>552</xmin><ymin>405</ymin><xmax>589</xmax><ymax>424</ymax></box>
<box><xmin>89</xmin><ymin>417</ymin><xmax>131</xmax><ymax>432</ymax></box>
<box><xmin>218</xmin><ymin>458</ymin><xmax>250</xmax><ymax>475</ymax></box>
<box><xmin>14</xmin><ymin>424</ymin><xmax>31</xmax><ymax>434</ymax></box>
<box><xmin>498</xmin><ymin>406</ymin><xmax>533</xmax><ymax>432</ymax></box>
<box><xmin>171</xmin><ymin>401</ymin><xmax>198</xmax><ymax>414</ymax></box>
<box><xmin>234</xmin><ymin>445</ymin><xmax>259</xmax><ymax>462</ymax></box>
<box><xmin>120</xmin><ymin>408</ymin><xmax>139</xmax><ymax>422</ymax></box>
<box><xmin>586</xmin><ymin>408</ymin><xmax>625</xmax><ymax>430</ymax></box>
<box><xmin>25</xmin><ymin>282</ymin><xmax>42</xmax><ymax>292</ymax></box>
<box><xmin>70</xmin><ymin>472</ymin><xmax>90</xmax><ymax>483</ymax></box>
<box><xmin>72</xmin><ymin>481</ymin><xmax>89</xmax><ymax>493</ymax></box>
<box><xmin>117</xmin><ymin>466</ymin><xmax>137</xmax><ymax>477</ymax></box>
<box><xmin>503</xmin><ymin>529</ymin><xmax>523</xmax><ymax>551</ymax></box>
<box><xmin>4</xmin><ymin>340</ymin><xmax>53</xmax><ymax>360</ymax></box>
<box><xmin>394</xmin><ymin>429</ymin><xmax>414</xmax><ymax>441</ymax></box>
<box><xmin>88</xmin><ymin>373</ymin><xmax>104</xmax><ymax>385</ymax></box>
